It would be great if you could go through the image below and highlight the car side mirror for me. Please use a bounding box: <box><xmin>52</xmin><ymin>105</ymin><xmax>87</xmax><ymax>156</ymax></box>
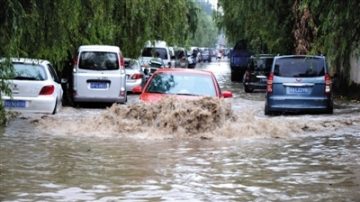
<box><xmin>222</xmin><ymin>91</ymin><xmax>233</xmax><ymax>98</ymax></box>
<box><xmin>132</xmin><ymin>85</ymin><xmax>143</xmax><ymax>94</ymax></box>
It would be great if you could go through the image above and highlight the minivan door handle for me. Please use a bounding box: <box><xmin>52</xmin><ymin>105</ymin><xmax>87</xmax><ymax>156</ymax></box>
<box><xmin>283</xmin><ymin>83</ymin><xmax>315</xmax><ymax>87</ymax></box>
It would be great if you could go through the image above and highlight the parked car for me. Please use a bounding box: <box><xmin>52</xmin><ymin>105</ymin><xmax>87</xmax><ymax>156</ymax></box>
<box><xmin>187</xmin><ymin>51</ymin><xmax>197</xmax><ymax>69</ymax></box>
<box><xmin>265</xmin><ymin>55</ymin><xmax>333</xmax><ymax>115</ymax></box>
<box><xmin>132</xmin><ymin>68</ymin><xmax>233</xmax><ymax>102</ymax></box>
<box><xmin>139</xmin><ymin>40</ymin><xmax>173</xmax><ymax>68</ymax></box>
<box><xmin>230</xmin><ymin>40</ymin><xmax>251</xmax><ymax>81</ymax></box>
<box><xmin>174</xmin><ymin>48</ymin><xmax>189</xmax><ymax>68</ymax></box>
<box><xmin>243</xmin><ymin>54</ymin><xmax>275</xmax><ymax>93</ymax></box>
<box><xmin>142</xmin><ymin>57</ymin><xmax>165</xmax><ymax>81</ymax></box>
<box><xmin>200</xmin><ymin>49</ymin><xmax>212</xmax><ymax>62</ymax></box>
<box><xmin>125</xmin><ymin>58</ymin><xmax>145</xmax><ymax>92</ymax></box>
<box><xmin>2</xmin><ymin>58</ymin><xmax>63</xmax><ymax>114</ymax></box>
<box><xmin>72</xmin><ymin>45</ymin><xmax>127</xmax><ymax>104</ymax></box>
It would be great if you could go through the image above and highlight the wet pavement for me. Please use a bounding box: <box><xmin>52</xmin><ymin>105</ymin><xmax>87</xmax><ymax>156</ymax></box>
<box><xmin>1</xmin><ymin>58</ymin><xmax>360</xmax><ymax>201</ymax></box>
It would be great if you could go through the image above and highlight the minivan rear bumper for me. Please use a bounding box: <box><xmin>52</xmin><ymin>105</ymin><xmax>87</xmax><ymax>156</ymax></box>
<box><xmin>73</xmin><ymin>95</ymin><xmax>126</xmax><ymax>103</ymax></box>
<box><xmin>266</xmin><ymin>95</ymin><xmax>333</xmax><ymax>112</ymax></box>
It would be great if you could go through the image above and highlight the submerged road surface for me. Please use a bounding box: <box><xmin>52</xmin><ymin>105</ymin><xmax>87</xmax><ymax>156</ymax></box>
<box><xmin>1</xmin><ymin>58</ymin><xmax>360</xmax><ymax>201</ymax></box>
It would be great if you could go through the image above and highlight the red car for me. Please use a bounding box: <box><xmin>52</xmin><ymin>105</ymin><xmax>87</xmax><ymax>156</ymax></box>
<box><xmin>133</xmin><ymin>68</ymin><xmax>233</xmax><ymax>102</ymax></box>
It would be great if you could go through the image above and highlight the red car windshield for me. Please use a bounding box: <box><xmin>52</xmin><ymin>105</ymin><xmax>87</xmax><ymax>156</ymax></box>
<box><xmin>145</xmin><ymin>72</ymin><xmax>216</xmax><ymax>96</ymax></box>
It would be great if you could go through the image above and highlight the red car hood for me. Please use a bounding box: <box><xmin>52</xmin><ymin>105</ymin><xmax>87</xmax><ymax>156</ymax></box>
<box><xmin>139</xmin><ymin>93</ymin><xmax>208</xmax><ymax>102</ymax></box>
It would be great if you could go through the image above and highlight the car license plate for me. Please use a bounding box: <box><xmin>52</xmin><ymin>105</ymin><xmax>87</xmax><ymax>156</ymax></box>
<box><xmin>90</xmin><ymin>82</ymin><xmax>107</xmax><ymax>89</ymax></box>
<box><xmin>4</xmin><ymin>100</ymin><xmax>26</xmax><ymax>108</ymax></box>
<box><xmin>260</xmin><ymin>78</ymin><xmax>267</xmax><ymax>83</ymax></box>
<box><xmin>287</xmin><ymin>87</ymin><xmax>311</xmax><ymax>95</ymax></box>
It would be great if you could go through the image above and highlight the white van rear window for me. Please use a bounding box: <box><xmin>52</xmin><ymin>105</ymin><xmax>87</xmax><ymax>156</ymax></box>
<box><xmin>79</xmin><ymin>51</ymin><xmax>119</xmax><ymax>70</ymax></box>
<box><xmin>141</xmin><ymin>48</ymin><xmax>168</xmax><ymax>60</ymax></box>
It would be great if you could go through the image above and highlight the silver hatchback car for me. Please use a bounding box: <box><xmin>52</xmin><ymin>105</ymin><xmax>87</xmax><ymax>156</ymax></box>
<box><xmin>265</xmin><ymin>55</ymin><xmax>333</xmax><ymax>115</ymax></box>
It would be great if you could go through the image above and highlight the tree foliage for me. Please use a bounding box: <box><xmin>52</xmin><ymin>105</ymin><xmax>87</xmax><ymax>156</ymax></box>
<box><xmin>0</xmin><ymin>0</ymin><xmax>200</xmax><ymax>68</ymax></box>
<box><xmin>190</xmin><ymin>8</ymin><xmax>218</xmax><ymax>47</ymax></box>
<box><xmin>190</xmin><ymin>0</ymin><xmax>218</xmax><ymax>47</ymax></box>
<box><xmin>217</xmin><ymin>0</ymin><xmax>360</xmax><ymax>92</ymax></box>
<box><xmin>0</xmin><ymin>0</ymin><xmax>201</xmax><ymax>125</ymax></box>
<box><xmin>216</xmin><ymin>0</ymin><xmax>294</xmax><ymax>54</ymax></box>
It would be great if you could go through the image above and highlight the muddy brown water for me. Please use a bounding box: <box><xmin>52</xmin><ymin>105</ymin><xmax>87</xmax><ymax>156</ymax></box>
<box><xmin>1</xmin><ymin>59</ymin><xmax>360</xmax><ymax>201</ymax></box>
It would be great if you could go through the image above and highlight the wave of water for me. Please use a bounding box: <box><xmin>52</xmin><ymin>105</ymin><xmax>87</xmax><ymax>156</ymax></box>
<box><xmin>26</xmin><ymin>97</ymin><xmax>360</xmax><ymax>140</ymax></box>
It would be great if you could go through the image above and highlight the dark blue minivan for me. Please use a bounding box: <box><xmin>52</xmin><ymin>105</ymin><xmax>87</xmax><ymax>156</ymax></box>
<box><xmin>265</xmin><ymin>55</ymin><xmax>333</xmax><ymax>115</ymax></box>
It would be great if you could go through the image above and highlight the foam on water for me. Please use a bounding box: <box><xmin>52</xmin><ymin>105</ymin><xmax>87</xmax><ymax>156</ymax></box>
<box><xmin>30</xmin><ymin>97</ymin><xmax>360</xmax><ymax>140</ymax></box>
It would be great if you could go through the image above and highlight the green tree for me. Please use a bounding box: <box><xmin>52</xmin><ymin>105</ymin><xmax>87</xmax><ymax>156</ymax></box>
<box><xmin>216</xmin><ymin>0</ymin><xmax>294</xmax><ymax>53</ymax></box>
<box><xmin>217</xmin><ymin>0</ymin><xmax>360</xmax><ymax>95</ymax></box>
<box><xmin>0</xmin><ymin>0</ymin><xmax>201</xmax><ymax>124</ymax></box>
<box><xmin>190</xmin><ymin>1</ymin><xmax>218</xmax><ymax>47</ymax></box>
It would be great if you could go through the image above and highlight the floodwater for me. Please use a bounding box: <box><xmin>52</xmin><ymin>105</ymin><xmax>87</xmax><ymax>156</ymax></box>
<box><xmin>1</xmin><ymin>58</ymin><xmax>360</xmax><ymax>201</ymax></box>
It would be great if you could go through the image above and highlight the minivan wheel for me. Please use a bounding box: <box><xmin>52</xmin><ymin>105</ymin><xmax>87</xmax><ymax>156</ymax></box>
<box><xmin>325</xmin><ymin>106</ymin><xmax>333</xmax><ymax>114</ymax></box>
<box><xmin>120</xmin><ymin>95</ymin><xmax>127</xmax><ymax>104</ymax></box>
<box><xmin>264</xmin><ymin>104</ymin><xmax>272</xmax><ymax>116</ymax></box>
<box><xmin>244</xmin><ymin>85</ymin><xmax>254</xmax><ymax>93</ymax></box>
<box><xmin>230</xmin><ymin>71</ymin><xmax>237</xmax><ymax>81</ymax></box>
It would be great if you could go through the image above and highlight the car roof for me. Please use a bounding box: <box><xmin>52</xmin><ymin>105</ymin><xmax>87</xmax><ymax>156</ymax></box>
<box><xmin>252</xmin><ymin>54</ymin><xmax>275</xmax><ymax>58</ymax></box>
<box><xmin>78</xmin><ymin>45</ymin><xmax>120</xmax><ymax>52</ymax></box>
<box><xmin>3</xmin><ymin>58</ymin><xmax>50</xmax><ymax>65</ymax></box>
<box><xmin>274</xmin><ymin>55</ymin><xmax>325</xmax><ymax>60</ymax></box>
<box><xmin>154</xmin><ymin>68</ymin><xmax>214</xmax><ymax>76</ymax></box>
<box><xmin>144</xmin><ymin>40</ymin><xmax>167</xmax><ymax>47</ymax></box>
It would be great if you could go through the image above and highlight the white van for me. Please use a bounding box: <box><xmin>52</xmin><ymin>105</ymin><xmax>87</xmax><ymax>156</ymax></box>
<box><xmin>72</xmin><ymin>45</ymin><xmax>127</xmax><ymax>104</ymax></box>
<box><xmin>139</xmin><ymin>40</ymin><xmax>174</xmax><ymax>68</ymax></box>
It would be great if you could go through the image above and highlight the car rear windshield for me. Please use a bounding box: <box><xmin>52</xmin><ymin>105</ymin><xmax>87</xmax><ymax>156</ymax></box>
<box><xmin>141</xmin><ymin>48</ymin><xmax>168</xmax><ymax>60</ymax></box>
<box><xmin>254</xmin><ymin>57</ymin><xmax>274</xmax><ymax>72</ymax></box>
<box><xmin>79</xmin><ymin>51</ymin><xmax>119</xmax><ymax>70</ymax></box>
<box><xmin>274</xmin><ymin>57</ymin><xmax>325</xmax><ymax>77</ymax></box>
<box><xmin>11</xmin><ymin>63</ymin><xmax>47</xmax><ymax>81</ymax></box>
<box><xmin>145</xmin><ymin>73</ymin><xmax>216</xmax><ymax>97</ymax></box>
<box><xmin>125</xmin><ymin>60</ymin><xmax>139</xmax><ymax>70</ymax></box>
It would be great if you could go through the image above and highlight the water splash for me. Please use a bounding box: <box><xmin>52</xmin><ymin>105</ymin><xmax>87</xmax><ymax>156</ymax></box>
<box><xmin>30</xmin><ymin>97</ymin><xmax>360</xmax><ymax>140</ymax></box>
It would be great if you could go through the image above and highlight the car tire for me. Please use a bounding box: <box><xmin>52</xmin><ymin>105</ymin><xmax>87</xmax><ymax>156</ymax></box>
<box><xmin>244</xmin><ymin>85</ymin><xmax>254</xmax><ymax>93</ymax></box>
<box><xmin>325</xmin><ymin>106</ymin><xmax>333</xmax><ymax>114</ymax></box>
<box><xmin>230</xmin><ymin>71</ymin><xmax>238</xmax><ymax>82</ymax></box>
<box><xmin>120</xmin><ymin>95</ymin><xmax>127</xmax><ymax>104</ymax></box>
<box><xmin>52</xmin><ymin>100</ymin><xmax>58</xmax><ymax>115</ymax></box>
<box><xmin>264</xmin><ymin>104</ymin><xmax>272</xmax><ymax>116</ymax></box>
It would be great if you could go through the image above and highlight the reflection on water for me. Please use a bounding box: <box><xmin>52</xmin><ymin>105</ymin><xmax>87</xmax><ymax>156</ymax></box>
<box><xmin>1</xmin><ymin>129</ymin><xmax>360</xmax><ymax>201</ymax></box>
<box><xmin>1</xmin><ymin>59</ymin><xmax>360</xmax><ymax>201</ymax></box>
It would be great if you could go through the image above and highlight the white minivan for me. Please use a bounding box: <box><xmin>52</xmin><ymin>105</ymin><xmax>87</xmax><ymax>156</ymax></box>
<box><xmin>72</xmin><ymin>45</ymin><xmax>127</xmax><ymax>104</ymax></box>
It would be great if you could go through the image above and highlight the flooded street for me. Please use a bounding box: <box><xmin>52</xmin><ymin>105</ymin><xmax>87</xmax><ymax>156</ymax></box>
<box><xmin>1</xmin><ymin>59</ymin><xmax>360</xmax><ymax>201</ymax></box>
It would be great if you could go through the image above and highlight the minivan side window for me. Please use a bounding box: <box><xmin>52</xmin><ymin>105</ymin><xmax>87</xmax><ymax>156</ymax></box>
<box><xmin>79</xmin><ymin>51</ymin><xmax>119</xmax><ymax>70</ymax></box>
<box><xmin>274</xmin><ymin>57</ymin><xmax>325</xmax><ymax>78</ymax></box>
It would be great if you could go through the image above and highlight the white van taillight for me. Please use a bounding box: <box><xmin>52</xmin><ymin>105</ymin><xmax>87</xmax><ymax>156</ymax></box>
<box><xmin>120</xmin><ymin>55</ymin><xmax>125</xmax><ymax>69</ymax></box>
<box><xmin>267</xmin><ymin>73</ymin><xmax>274</xmax><ymax>93</ymax></box>
<box><xmin>119</xmin><ymin>55</ymin><xmax>125</xmax><ymax>74</ymax></box>
<box><xmin>120</xmin><ymin>87</ymin><xmax>126</xmax><ymax>96</ymax></box>
<box><xmin>39</xmin><ymin>85</ymin><xmax>55</xmax><ymax>95</ymax></box>
<box><xmin>325</xmin><ymin>73</ymin><xmax>332</xmax><ymax>94</ymax></box>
